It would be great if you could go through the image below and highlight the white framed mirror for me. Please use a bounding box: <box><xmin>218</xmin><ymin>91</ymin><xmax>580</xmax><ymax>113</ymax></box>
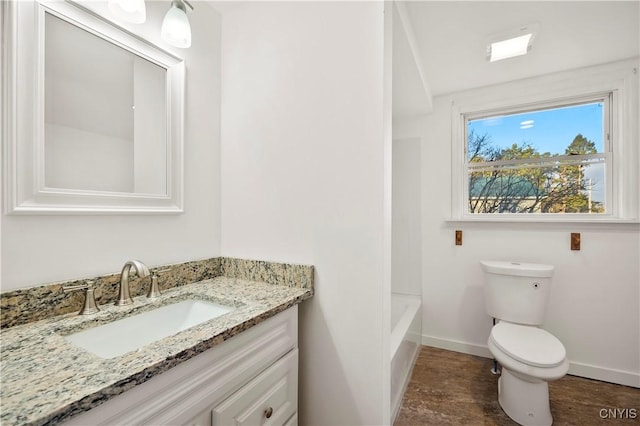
<box><xmin>2</xmin><ymin>0</ymin><xmax>184</xmax><ymax>213</ymax></box>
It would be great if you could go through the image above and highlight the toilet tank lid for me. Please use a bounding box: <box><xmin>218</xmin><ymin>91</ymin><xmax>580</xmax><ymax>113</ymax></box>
<box><xmin>480</xmin><ymin>260</ymin><xmax>554</xmax><ymax>278</ymax></box>
<box><xmin>491</xmin><ymin>322</ymin><xmax>566</xmax><ymax>368</ymax></box>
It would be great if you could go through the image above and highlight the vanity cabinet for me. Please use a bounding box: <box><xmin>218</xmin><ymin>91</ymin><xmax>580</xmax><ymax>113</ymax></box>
<box><xmin>211</xmin><ymin>349</ymin><xmax>298</xmax><ymax>425</ymax></box>
<box><xmin>64</xmin><ymin>306</ymin><xmax>298</xmax><ymax>426</ymax></box>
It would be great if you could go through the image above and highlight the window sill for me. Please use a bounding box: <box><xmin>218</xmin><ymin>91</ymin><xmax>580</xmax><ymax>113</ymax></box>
<box><xmin>446</xmin><ymin>216</ymin><xmax>639</xmax><ymax>227</ymax></box>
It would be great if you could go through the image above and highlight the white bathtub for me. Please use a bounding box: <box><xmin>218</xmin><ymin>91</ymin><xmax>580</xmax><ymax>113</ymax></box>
<box><xmin>390</xmin><ymin>293</ymin><xmax>422</xmax><ymax>422</ymax></box>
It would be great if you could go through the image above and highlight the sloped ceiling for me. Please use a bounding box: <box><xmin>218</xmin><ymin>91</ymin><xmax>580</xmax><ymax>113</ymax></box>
<box><xmin>392</xmin><ymin>3</ymin><xmax>433</xmax><ymax>117</ymax></box>
<box><xmin>403</xmin><ymin>1</ymin><xmax>640</xmax><ymax>97</ymax></box>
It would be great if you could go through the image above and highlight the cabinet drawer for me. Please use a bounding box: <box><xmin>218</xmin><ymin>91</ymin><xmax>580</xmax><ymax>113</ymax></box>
<box><xmin>284</xmin><ymin>412</ymin><xmax>298</xmax><ymax>426</ymax></box>
<box><xmin>213</xmin><ymin>349</ymin><xmax>298</xmax><ymax>426</ymax></box>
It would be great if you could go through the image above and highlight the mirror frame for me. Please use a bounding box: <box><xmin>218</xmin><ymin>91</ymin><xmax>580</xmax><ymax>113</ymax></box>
<box><xmin>2</xmin><ymin>0</ymin><xmax>185</xmax><ymax>214</ymax></box>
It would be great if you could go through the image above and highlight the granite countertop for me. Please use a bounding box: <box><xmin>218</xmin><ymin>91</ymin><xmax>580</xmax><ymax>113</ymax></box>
<box><xmin>0</xmin><ymin>277</ymin><xmax>311</xmax><ymax>426</ymax></box>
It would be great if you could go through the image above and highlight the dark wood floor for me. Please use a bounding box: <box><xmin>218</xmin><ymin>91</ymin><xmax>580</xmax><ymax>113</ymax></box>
<box><xmin>395</xmin><ymin>346</ymin><xmax>640</xmax><ymax>425</ymax></box>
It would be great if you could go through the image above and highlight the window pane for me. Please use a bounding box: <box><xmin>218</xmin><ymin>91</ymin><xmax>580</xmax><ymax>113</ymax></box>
<box><xmin>468</xmin><ymin>159</ymin><xmax>606</xmax><ymax>214</ymax></box>
<box><xmin>467</xmin><ymin>102</ymin><xmax>604</xmax><ymax>162</ymax></box>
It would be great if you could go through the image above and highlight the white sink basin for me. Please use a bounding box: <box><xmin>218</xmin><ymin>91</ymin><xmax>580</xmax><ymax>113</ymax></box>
<box><xmin>64</xmin><ymin>299</ymin><xmax>234</xmax><ymax>359</ymax></box>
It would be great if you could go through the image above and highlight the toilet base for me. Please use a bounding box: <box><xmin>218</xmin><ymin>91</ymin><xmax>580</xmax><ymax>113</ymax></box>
<box><xmin>498</xmin><ymin>368</ymin><xmax>553</xmax><ymax>426</ymax></box>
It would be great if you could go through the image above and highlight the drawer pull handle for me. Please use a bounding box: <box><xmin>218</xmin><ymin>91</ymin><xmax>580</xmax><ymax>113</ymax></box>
<box><xmin>264</xmin><ymin>407</ymin><xmax>273</xmax><ymax>419</ymax></box>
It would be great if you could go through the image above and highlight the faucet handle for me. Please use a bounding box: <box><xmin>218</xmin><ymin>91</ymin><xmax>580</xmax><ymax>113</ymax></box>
<box><xmin>63</xmin><ymin>280</ymin><xmax>100</xmax><ymax>315</ymax></box>
<box><xmin>147</xmin><ymin>269</ymin><xmax>171</xmax><ymax>299</ymax></box>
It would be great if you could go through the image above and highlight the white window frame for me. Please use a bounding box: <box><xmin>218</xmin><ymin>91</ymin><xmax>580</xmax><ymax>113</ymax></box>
<box><xmin>450</xmin><ymin>59</ymin><xmax>639</xmax><ymax>223</ymax></box>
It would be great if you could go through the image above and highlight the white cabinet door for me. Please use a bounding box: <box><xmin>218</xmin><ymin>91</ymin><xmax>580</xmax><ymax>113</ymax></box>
<box><xmin>185</xmin><ymin>409</ymin><xmax>212</xmax><ymax>426</ymax></box>
<box><xmin>283</xmin><ymin>412</ymin><xmax>298</xmax><ymax>426</ymax></box>
<box><xmin>213</xmin><ymin>349</ymin><xmax>298</xmax><ymax>426</ymax></box>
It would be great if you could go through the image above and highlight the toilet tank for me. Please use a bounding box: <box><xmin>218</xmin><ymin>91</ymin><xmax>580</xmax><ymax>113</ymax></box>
<box><xmin>480</xmin><ymin>261</ymin><xmax>554</xmax><ymax>326</ymax></box>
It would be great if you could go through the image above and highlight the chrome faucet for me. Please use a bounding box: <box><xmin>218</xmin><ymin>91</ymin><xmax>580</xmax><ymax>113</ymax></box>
<box><xmin>115</xmin><ymin>260</ymin><xmax>150</xmax><ymax>306</ymax></box>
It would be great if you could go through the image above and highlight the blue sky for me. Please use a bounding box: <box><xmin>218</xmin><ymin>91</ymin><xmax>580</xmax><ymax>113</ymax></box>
<box><xmin>468</xmin><ymin>102</ymin><xmax>604</xmax><ymax>155</ymax></box>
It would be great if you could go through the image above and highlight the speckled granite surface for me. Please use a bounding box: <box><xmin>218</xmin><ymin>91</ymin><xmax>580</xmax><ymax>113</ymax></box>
<box><xmin>0</xmin><ymin>257</ymin><xmax>314</xmax><ymax>329</ymax></box>
<box><xmin>1</xmin><ymin>276</ymin><xmax>312</xmax><ymax>426</ymax></box>
<box><xmin>221</xmin><ymin>257</ymin><xmax>314</xmax><ymax>290</ymax></box>
<box><xmin>0</xmin><ymin>258</ymin><xmax>222</xmax><ymax>329</ymax></box>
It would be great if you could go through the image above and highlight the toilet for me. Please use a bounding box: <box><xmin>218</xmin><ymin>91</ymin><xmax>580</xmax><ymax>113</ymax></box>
<box><xmin>480</xmin><ymin>260</ymin><xmax>569</xmax><ymax>426</ymax></box>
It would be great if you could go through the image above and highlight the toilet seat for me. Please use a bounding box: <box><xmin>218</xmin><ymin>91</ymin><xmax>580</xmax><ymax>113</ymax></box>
<box><xmin>490</xmin><ymin>322</ymin><xmax>566</xmax><ymax>368</ymax></box>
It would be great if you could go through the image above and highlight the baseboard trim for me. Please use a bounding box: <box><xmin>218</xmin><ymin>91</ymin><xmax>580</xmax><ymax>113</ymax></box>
<box><xmin>421</xmin><ymin>335</ymin><xmax>492</xmax><ymax>359</ymax></box>
<box><xmin>568</xmin><ymin>361</ymin><xmax>640</xmax><ymax>388</ymax></box>
<box><xmin>421</xmin><ymin>334</ymin><xmax>640</xmax><ymax>388</ymax></box>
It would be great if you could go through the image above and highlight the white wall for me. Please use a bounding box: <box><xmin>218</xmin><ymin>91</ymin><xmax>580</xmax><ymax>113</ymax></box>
<box><xmin>392</xmin><ymin>138</ymin><xmax>422</xmax><ymax>296</ymax></box>
<box><xmin>220</xmin><ymin>2</ymin><xmax>391</xmax><ymax>424</ymax></box>
<box><xmin>410</xmin><ymin>63</ymin><xmax>640</xmax><ymax>387</ymax></box>
<box><xmin>1</xmin><ymin>2</ymin><xmax>222</xmax><ymax>289</ymax></box>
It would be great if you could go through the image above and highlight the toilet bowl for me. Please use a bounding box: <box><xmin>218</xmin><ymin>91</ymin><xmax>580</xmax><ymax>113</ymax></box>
<box><xmin>488</xmin><ymin>322</ymin><xmax>569</xmax><ymax>426</ymax></box>
<box><xmin>490</xmin><ymin>322</ymin><xmax>569</xmax><ymax>380</ymax></box>
<box><xmin>480</xmin><ymin>261</ymin><xmax>569</xmax><ymax>426</ymax></box>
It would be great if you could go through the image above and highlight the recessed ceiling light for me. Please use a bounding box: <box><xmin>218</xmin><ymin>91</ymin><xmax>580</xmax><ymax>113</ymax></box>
<box><xmin>489</xmin><ymin>34</ymin><xmax>532</xmax><ymax>62</ymax></box>
<box><xmin>487</xmin><ymin>24</ymin><xmax>538</xmax><ymax>62</ymax></box>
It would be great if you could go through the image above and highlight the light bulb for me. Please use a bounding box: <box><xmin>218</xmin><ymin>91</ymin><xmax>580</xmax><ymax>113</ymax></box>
<box><xmin>108</xmin><ymin>0</ymin><xmax>146</xmax><ymax>24</ymax></box>
<box><xmin>161</xmin><ymin>1</ymin><xmax>192</xmax><ymax>48</ymax></box>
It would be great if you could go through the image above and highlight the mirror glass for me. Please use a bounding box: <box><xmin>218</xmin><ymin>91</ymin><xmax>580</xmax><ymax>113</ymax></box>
<box><xmin>44</xmin><ymin>13</ymin><xmax>167</xmax><ymax>195</ymax></box>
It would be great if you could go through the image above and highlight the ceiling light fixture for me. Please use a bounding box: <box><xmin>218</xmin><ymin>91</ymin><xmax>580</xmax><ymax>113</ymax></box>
<box><xmin>161</xmin><ymin>0</ymin><xmax>194</xmax><ymax>49</ymax></box>
<box><xmin>487</xmin><ymin>23</ymin><xmax>538</xmax><ymax>62</ymax></box>
<box><xmin>108</xmin><ymin>0</ymin><xmax>146</xmax><ymax>24</ymax></box>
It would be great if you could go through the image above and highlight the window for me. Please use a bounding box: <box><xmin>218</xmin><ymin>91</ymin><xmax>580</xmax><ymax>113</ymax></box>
<box><xmin>450</xmin><ymin>60</ymin><xmax>638</xmax><ymax>222</ymax></box>
<box><xmin>463</xmin><ymin>95</ymin><xmax>612</xmax><ymax>215</ymax></box>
